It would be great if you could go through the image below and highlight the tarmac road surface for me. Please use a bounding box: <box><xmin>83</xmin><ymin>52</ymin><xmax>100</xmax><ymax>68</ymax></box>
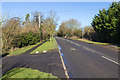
<box><xmin>55</xmin><ymin>37</ymin><xmax>119</xmax><ymax>78</ymax></box>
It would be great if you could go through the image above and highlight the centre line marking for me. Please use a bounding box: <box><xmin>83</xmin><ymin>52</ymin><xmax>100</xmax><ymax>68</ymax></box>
<box><xmin>102</xmin><ymin>56</ymin><xmax>120</xmax><ymax>65</ymax></box>
<box><xmin>60</xmin><ymin>37</ymin><xmax>119</xmax><ymax>66</ymax></box>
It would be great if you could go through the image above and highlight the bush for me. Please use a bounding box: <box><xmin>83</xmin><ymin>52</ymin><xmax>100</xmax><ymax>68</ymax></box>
<box><xmin>13</xmin><ymin>33</ymin><xmax>40</xmax><ymax>48</ymax></box>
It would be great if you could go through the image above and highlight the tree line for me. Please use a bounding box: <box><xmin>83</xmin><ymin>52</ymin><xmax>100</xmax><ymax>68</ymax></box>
<box><xmin>1</xmin><ymin>11</ymin><xmax>57</xmax><ymax>53</ymax></box>
<box><xmin>57</xmin><ymin>20</ymin><xmax>95</xmax><ymax>41</ymax></box>
<box><xmin>57</xmin><ymin>2</ymin><xmax>120</xmax><ymax>44</ymax></box>
<box><xmin>57</xmin><ymin>19</ymin><xmax>82</xmax><ymax>38</ymax></box>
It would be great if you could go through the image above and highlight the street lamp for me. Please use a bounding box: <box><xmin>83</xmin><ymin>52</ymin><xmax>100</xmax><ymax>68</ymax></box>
<box><xmin>82</xmin><ymin>27</ymin><xmax>84</xmax><ymax>39</ymax></box>
<box><xmin>38</xmin><ymin>12</ymin><xmax>43</xmax><ymax>42</ymax></box>
<box><xmin>40</xmin><ymin>21</ymin><xmax>43</xmax><ymax>42</ymax></box>
<box><xmin>34</xmin><ymin>12</ymin><xmax>43</xmax><ymax>42</ymax></box>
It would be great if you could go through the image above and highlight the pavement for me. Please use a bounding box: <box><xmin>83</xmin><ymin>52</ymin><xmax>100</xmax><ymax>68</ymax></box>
<box><xmin>55</xmin><ymin>37</ymin><xmax>119</xmax><ymax>78</ymax></box>
<box><xmin>2</xmin><ymin>43</ymin><xmax>66</xmax><ymax>78</ymax></box>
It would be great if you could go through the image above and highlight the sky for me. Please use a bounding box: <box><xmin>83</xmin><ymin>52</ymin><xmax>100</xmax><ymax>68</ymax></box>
<box><xmin>2</xmin><ymin>2</ymin><xmax>113</xmax><ymax>30</ymax></box>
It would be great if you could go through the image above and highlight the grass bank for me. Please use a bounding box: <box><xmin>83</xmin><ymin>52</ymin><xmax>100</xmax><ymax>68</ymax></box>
<box><xmin>3</xmin><ymin>42</ymin><xmax>41</xmax><ymax>56</ymax></box>
<box><xmin>69</xmin><ymin>38</ymin><xmax>120</xmax><ymax>49</ymax></box>
<box><xmin>2</xmin><ymin>68</ymin><xmax>59</xmax><ymax>79</ymax></box>
<box><xmin>30</xmin><ymin>37</ymin><xmax>58</xmax><ymax>54</ymax></box>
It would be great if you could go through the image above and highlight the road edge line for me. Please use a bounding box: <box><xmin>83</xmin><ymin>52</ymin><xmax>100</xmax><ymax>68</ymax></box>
<box><xmin>55</xmin><ymin>38</ymin><xmax>70</xmax><ymax>78</ymax></box>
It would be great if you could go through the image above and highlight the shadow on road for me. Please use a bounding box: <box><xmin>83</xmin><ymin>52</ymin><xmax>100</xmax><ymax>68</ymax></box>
<box><xmin>2</xmin><ymin>50</ymin><xmax>66</xmax><ymax>78</ymax></box>
<box><xmin>0</xmin><ymin>53</ymin><xmax>9</xmax><ymax>59</ymax></box>
<box><xmin>1</xmin><ymin>40</ymin><xmax>47</xmax><ymax>59</ymax></box>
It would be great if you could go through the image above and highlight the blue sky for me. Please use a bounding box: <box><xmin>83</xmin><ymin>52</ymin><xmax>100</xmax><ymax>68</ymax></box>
<box><xmin>2</xmin><ymin>2</ymin><xmax>112</xmax><ymax>30</ymax></box>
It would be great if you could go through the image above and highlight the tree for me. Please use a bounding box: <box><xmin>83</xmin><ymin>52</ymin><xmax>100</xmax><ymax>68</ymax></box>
<box><xmin>73</xmin><ymin>28</ymin><xmax>82</xmax><ymax>38</ymax></box>
<box><xmin>1</xmin><ymin>13</ymin><xmax>11</xmax><ymax>53</ymax></box>
<box><xmin>91</xmin><ymin>2</ymin><xmax>120</xmax><ymax>44</ymax></box>
<box><xmin>58</xmin><ymin>22</ymin><xmax>68</xmax><ymax>37</ymax></box>
<box><xmin>2</xmin><ymin>17</ymin><xmax>21</xmax><ymax>52</ymax></box>
<box><xmin>57</xmin><ymin>19</ymin><xmax>81</xmax><ymax>38</ymax></box>
<box><xmin>44</xmin><ymin>11</ymin><xmax>58</xmax><ymax>41</ymax></box>
<box><xmin>33</xmin><ymin>11</ymin><xmax>39</xmax><ymax>24</ymax></box>
<box><xmin>25</xmin><ymin>14</ymin><xmax>30</xmax><ymax>22</ymax></box>
<box><xmin>22</xmin><ymin>14</ymin><xmax>30</xmax><ymax>25</ymax></box>
<box><xmin>22</xmin><ymin>12</ymin><xmax>45</xmax><ymax>41</ymax></box>
<box><xmin>84</xmin><ymin>26</ymin><xmax>95</xmax><ymax>41</ymax></box>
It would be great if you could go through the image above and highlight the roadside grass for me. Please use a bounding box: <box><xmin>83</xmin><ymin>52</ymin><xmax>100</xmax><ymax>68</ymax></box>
<box><xmin>3</xmin><ymin>42</ymin><xmax>41</xmax><ymax>56</ymax></box>
<box><xmin>69</xmin><ymin>38</ymin><xmax>120</xmax><ymax>49</ymax></box>
<box><xmin>1</xmin><ymin>68</ymin><xmax>59</xmax><ymax>79</ymax></box>
<box><xmin>30</xmin><ymin>37</ymin><xmax>58</xmax><ymax>54</ymax></box>
<box><xmin>77</xmin><ymin>39</ymin><xmax>109</xmax><ymax>45</ymax></box>
<box><xmin>115</xmin><ymin>47</ymin><xmax>120</xmax><ymax>49</ymax></box>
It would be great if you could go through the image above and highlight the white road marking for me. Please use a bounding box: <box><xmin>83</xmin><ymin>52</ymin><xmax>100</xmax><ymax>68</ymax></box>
<box><xmin>58</xmin><ymin>37</ymin><xmax>119</xmax><ymax>65</ymax></box>
<box><xmin>60</xmin><ymin>37</ymin><xmax>102</xmax><ymax>55</ymax></box>
<box><xmin>102</xmin><ymin>56</ymin><xmax>120</xmax><ymax>65</ymax></box>
<box><xmin>55</xmin><ymin>38</ymin><xmax>70</xmax><ymax>78</ymax></box>
<box><xmin>58</xmin><ymin>50</ymin><xmax>69</xmax><ymax>78</ymax></box>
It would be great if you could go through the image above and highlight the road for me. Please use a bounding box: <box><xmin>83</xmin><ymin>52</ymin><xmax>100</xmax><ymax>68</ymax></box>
<box><xmin>2</xmin><ymin>50</ymin><xmax>66</xmax><ymax>78</ymax></box>
<box><xmin>55</xmin><ymin>37</ymin><xmax>119</xmax><ymax>78</ymax></box>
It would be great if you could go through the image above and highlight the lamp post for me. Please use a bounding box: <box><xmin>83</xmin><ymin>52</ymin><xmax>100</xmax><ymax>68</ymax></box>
<box><xmin>39</xmin><ymin>12</ymin><xmax>40</xmax><ymax>29</ymax></box>
<box><xmin>82</xmin><ymin>27</ymin><xmax>84</xmax><ymax>39</ymax></box>
<box><xmin>40</xmin><ymin>21</ymin><xmax>43</xmax><ymax>42</ymax></box>
<box><xmin>0</xmin><ymin>22</ymin><xmax>2</xmax><ymax>54</ymax></box>
<box><xmin>39</xmin><ymin>12</ymin><xmax>43</xmax><ymax>42</ymax></box>
<box><xmin>34</xmin><ymin>12</ymin><xmax>43</xmax><ymax>42</ymax></box>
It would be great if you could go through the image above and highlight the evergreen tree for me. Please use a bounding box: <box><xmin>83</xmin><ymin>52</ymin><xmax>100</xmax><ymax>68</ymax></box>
<box><xmin>92</xmin><ymin>2</ymin><xmax>120</xmax><ymax>44</ymax></box>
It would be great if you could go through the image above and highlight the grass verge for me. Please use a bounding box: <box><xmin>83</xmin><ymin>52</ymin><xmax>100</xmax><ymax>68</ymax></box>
<box><xmin>76</xmin><ymin>39</ymin><xmax>109</xmax><ymax>45</ymax></box>
<box><xmin>3</xmin><ymin>42</ymin><xmax>41</xmax><ymax>56</ymax></box>
<box><xmin>1</xmin><ymin>68</ymin><xmax>59</xmax><ymax>79</ymax></box>
<box><xmin>30</xmin><ymin>37</ymin><xmax>58</xmax><ymax>54</ymax></box>
<box><xmin>69</xmin><ymin>38</ymin><xmax>120</xmax><ymax>49</ymax></box>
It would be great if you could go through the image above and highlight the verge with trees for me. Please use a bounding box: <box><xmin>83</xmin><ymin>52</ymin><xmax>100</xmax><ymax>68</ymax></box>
<box><xmin>57</xmin><ymin>2</ymin><xmax>120</xmax><ymax>47</ymax></box>
<box><xmin>1</xmin><ymin>11</ymin><xmax>58</xmax><ymax>54</ymax></box>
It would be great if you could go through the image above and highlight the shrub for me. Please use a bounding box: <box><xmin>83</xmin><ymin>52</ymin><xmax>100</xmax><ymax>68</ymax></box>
<box><xmin>13</xmin><ymin>33</ymin><xmax>40</xmax><ymax>48</ymax></box>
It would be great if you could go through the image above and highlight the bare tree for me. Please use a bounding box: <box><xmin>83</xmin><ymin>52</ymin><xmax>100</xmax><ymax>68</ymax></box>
<box><xmin>0</xmin><ymin>14</ymin><xmax>9</xmax><ymax>53</ymax></box>
<box><xmin>2</xmin><ymin>17</ymin><xmax>21</xmax><ymax>52</ymax></box>
<box><xmin>44</xmin><ymin>11</ymin><xmax>58</xmax><ymax>41</ymax></box>
<box><xmin>58</xmin><ymin>19</ymin><xmax>81</xmax><ymax>38</ymax></box>
<box><xmin>84</xmin><ymin>26</ymin><xmax>95</xmax><ymax>41</ymax></box>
